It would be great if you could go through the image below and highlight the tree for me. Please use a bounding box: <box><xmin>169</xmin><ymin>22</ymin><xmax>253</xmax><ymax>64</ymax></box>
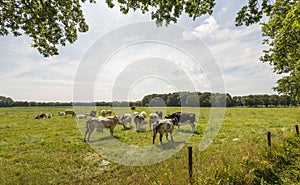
<box><xmin>0</xmin><ymin>96</ymin><xmax>14</xmax><ymax>107</ymax></box>
<box><xmin>262</xmin><ymin>1</ymin><xmax>300</xmax><ymax>101</ymax></box>
<box><xmin>0</xmin><ymin>0</ymin><xmax>263</xmax><ymax>57</ymax></box>
<box><xmin>166</xmin><ymin>92</ymin><xmax>180</xmax><ymax>106</ymax></box>
<box><xmin>1</xmin><ymin>0</ymin><xmax>95</xmax><ymax>57</ymax></box>
<box><xmin>236</xmin><ymin>0</ymin><xmax>300</xmax><ymax>101</ymax></box>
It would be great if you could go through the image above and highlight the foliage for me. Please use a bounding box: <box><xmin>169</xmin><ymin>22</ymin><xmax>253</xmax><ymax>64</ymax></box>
<box><xmin>262</xmin><ymin>1</ymin><xmax>300</xmax><ymax>102</ymax></box>
<box><xmin>142</xmin><ymin>92</ymin><xmax>296</xmax><ymax>107</ymax></box>
<box><xmin>0</xmin><ymin>0</ymin><xmax>293</xmax><ymax>58</ymax></box>
<box><xmin>0</xmin><ymin>0</ymin><xmax>215</xmax><ymax>56</ymax></box>
<box><xmin>236</xmin><ymin>0</ymin><xmax>300</xmax><ymax>101</ymax></box>
<box><xmin>0</xmin><ymin>93</ymin><xmax>297</xmax><ymax>107</ymax></box>
<box><xmin>0</xmin><ymin>96</ymin><xmax>14</xmax><ymax>107</ymax></box>
<box><xmin>0</xmin><ymin>0</ymin><xmax>95</xmax><ymax>57</ymax></box>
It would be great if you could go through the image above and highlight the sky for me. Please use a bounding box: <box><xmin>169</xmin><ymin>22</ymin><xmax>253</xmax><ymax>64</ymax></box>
<box><xmin>0</xmin><ymin>0</ymin><xmax>280</xmax><ymax>102</ymax></box>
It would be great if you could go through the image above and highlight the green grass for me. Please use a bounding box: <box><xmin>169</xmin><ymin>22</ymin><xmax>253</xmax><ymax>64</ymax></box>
<box><xmin>0</xmin><ymin>107</ymin><xmax>299</xmax><ymax>184</ymax></box>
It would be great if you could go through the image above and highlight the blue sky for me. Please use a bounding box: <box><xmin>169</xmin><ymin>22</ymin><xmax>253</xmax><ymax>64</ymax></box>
<box><xmin>0</xmin><ymin>0</ymin><xmax>280</xmax><ymax>102</ymax></box>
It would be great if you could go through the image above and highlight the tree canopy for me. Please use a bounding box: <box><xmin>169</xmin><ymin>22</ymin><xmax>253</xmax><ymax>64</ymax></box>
<box><xmin>1</xmin><ymin>0</ymin><xmax>95</xmax><ymax>57</ymax></box>
<box><xmin>1</xmin><ymin>0</ymin><xmax>299</xmax><ymax>100</ymax></box>
<box><xmin>1</xmin><ymin>0</ymin><xmax>269</xmax><ymax>57</ymax></box>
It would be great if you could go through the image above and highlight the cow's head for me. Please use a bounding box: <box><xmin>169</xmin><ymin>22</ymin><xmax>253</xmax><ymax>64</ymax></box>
<box><xmin>171</xmin><ymin>117</ymin><xmax>179</xmax><ymax>125</ymax></box>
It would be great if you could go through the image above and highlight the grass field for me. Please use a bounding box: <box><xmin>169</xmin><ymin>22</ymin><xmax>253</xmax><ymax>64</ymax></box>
<box><xmin>0</xmin><ymin>106</ymin><xmax>299</xmax><ymax>184</ymax></box>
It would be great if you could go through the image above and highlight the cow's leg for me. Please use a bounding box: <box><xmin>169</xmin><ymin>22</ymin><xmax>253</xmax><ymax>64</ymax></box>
<box><xmin>152</xmin><ymin>133</ymin><xmax>156</xmax><ymax>144</ymax></box>
<box><xmin>87</xmin><ymin>128</ymin><xmax>94</xmax><ymax>142</ymax></box>
<box><xmin>84</xmin><ymin>129</ymin><xmax>89</xmax><ymax>142</ymax></box>
<box><xmin>135</xmin><ymin>121</ymin><xmax>138</xmax><ymax>130</ymax></box>
<box><xmin>166</xmin><ymin>132</ymin><xmax>169</xmax><ymax>141</ymax></box>
<box><xmin>159</xmin><ymin>133</ymin><xmax>163</xmax><ymax>144</ymax></box>
<box><xmin>170</xmin><ymin>131</ymin><xmax>174</xmax><ymax>142</ymax></box>
<box><xmin>110</xmin><ymin>128</ymin><xmax>114</xmax><ymax>136</ymax></box>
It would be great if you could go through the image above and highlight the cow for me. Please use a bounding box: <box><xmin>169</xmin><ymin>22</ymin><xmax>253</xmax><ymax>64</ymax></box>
<box><xmin>35</xmin><ymin>113</ymin><xmax>47</xmax><ymax>119</ymax></box>
<box><xmin>83</xmin><ymin>116</ymin><xmax>118</xmax><ymax>142</ymax></box>
<box><xmin>117</xmin><ymin>113</ymin><xmax>132</xmax><ymax>129</ymax></box>
<box><xmin>149</xmin><ymin>113</ymin><xmax>160</xmax><ymax>130</ymax></box>
<box><xmin>101</xmin><ymin>110</ymin><xmax>112</xmax><ymax>117</ymax></box>
<box><xmin>58</xmin><ymin>112</ymin><xmax>66</xmax><ymax>116</ymax></box>
<box><xmin>65</xmin><ymin>110</ymin><xmax>76</xmax><ymax>117</ymax></box>
<box><xmin>45</xmin><ymin>113</ymin><xmax>52</xmax><ymax>118</ymax></box>
<box><xmin>139</xmin><ymin>111</ymin><xmax>147</xmax><ymax>118</ymax></box>
<box><xmin>152</xmin><ymin>118</ymin><xmax>177</xmax><ymax>144</ymax></box>
<box><xmin>132</xmin><ymin>112</ymin><xmax>139</xmax><ymax>117</ymax></box>
<box><xmin>35</xmin><ymin>113</ymin><xmax>52</xmax><ymax>119</ymax></box>
<box><xmin>165</xmin><ymin>112</ymin><xmax>196</xmax><ymax>132</ymax></box>
<box><xmin>134</xmin><ymin>113</ymin><xmax>146</xmax><ymax>131</ymax></box>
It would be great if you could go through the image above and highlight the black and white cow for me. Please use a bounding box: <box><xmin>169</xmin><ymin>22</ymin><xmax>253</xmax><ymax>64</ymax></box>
<box><xmin>165</xmin><ymin>112</ymin><xmax>196</xmax><ymax>132</ymax></box>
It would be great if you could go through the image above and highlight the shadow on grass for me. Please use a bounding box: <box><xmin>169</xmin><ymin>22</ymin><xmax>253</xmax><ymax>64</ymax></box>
<box><xmin>154</xmin><ymin>140</ymin><xmax>186</xmax><ymax>150</ymax></box>
<box><xmin>136</xmin><ymin>128</ymin><xmax>149</xmax><ymax>132</ymax></box>
<box><xmin>89</xmin><ymin>135</ymin><xmax>121</xmax><ymax>142</ymax></box>
<box><xmin>121</xmin><ymin>126</ymin><xmax>134</xmax><ymax>131</ymax></box>
<box><xmin>177</xmin><ymin>130</ymin><xmax>201</xmax><ymax>135</ymax></box>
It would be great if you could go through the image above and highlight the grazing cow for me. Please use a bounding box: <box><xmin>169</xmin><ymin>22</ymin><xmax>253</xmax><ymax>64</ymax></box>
<box><xmin>35</xmin><ymin>113</ymin><xmax>47</xmax><ymax>119</ymax></box>
<box><xmin>155</xmin><ymin>111</ymin><xmax>163</xmax><ymax>119</ymax></box>
<box><xmin>131</xmin><ymin>106</ymin><xmax>136</xmax><ymax>110</ymax></box>
<box><xmin>149</xmin><ymin>113</ymin><xmax>160</xmax><ymax>130</ymax></box>
<box><xmin>65</xmin><ymin>110</ymin><xmax>76</xmax><ymax>117</ymax></box>
<box><xmin>35</xmin><ymin>113</ymin><xmax>52</xmax><ymax>119</ymax></box>
<box><xmin>101</xmin><ymin>110</ymin><xmax>112</xmax><ymax>117</ymax></box>
<box><xmin>90</xmin><ymin>110</ymin><xmax>97</xmax><ymax>117</ymax></box>
<box><xmin>117</xmin><ymin>114</ymin><xmax>132</xmax><ymax>129</ymax></box>
<box><xmin>165</xmin><ymin>112</ymin><xmax>196</xmax><ymax>132</ymax></box>
<box><xmin>76</xmin><ymin>114</ymin><xmax>87</xmax><ymax>119</ymax></box>
<box><xmin>134</xmin><ymin>113</ymin><xmax>146</xmax><ymax>131</ymax></box>
<box><xmin>45</xmin><ymin>113</ymin><xmax>52</xmax><ymax>118</ymax></box>
<box><xmin>83</xmin><ymin>116</ymin><xmax>118</xmax><ymax>142</ymax></box>
<box><xmin>140</xmin><ymin>111</ymin><xmax>147</xmax><ymax>118</ymax></box>
<box><xmin>152</xmin><ymin>118</ymin><xmax>177</xmax><ymax>144</ymax></box>
<box><xmin>58</xmin><ymin>112</ymin><xmax>66</xmax><ymax>116</ymax></box>
<box><xmin>133</xmin><ymin>112</ymin><xmax>139</xmax><ymax>117</ymax></box>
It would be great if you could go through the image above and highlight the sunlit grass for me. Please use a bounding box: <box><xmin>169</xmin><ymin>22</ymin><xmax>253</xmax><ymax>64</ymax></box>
<box><xmin>0</xmin><ymin>107</ymin><xmax>299</xmax><ymax>184</ymax></box>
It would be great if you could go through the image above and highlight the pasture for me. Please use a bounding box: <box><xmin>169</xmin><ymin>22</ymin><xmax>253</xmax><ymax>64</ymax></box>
<box><xmin>0</xmin><ymin>107</ymin><xmax>299</xmax><ymax>184</ymax></box>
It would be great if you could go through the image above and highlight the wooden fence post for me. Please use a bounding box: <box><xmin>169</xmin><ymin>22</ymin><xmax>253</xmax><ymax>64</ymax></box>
<box><xmin>188</xmin><ymin>146</ymin><xmax>193</xmax><ymax>184</ymax></box>
<box><xmin>295</xmin><ymin>125</ymin><xmax>299</xmax><ymax>135</ymax></box>
<box><xmin>267</xmin><ymin>132</ymin><xmax>271</xmax><ymax>147</ymax></box>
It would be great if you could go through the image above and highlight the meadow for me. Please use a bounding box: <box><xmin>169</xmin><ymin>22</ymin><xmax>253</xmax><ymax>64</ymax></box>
<box><xmin>0</xmin><ymin>106</ymin><xmax>299</xmax><ymax>184</ymax></box>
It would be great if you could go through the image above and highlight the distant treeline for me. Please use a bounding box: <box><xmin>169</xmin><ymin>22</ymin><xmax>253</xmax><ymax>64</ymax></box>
<box><xmin>0</xmin><ymin>92</ymin><xmax>296</xmax><ymax>107</ymax></box>
<box><xmin>141</xmin><ymin>92</ymin><xmax>295</xmax><ymax>107</ymax></box>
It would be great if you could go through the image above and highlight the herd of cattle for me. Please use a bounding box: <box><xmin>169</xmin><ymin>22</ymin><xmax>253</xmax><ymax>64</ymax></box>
<box><xmin>35</xmin><ymin>109</ymin><xmax>196</xmax><ymax>144</ymax></box>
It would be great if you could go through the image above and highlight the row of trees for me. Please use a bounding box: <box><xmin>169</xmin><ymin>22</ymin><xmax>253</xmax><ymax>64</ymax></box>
<box><xmin>142</xmin><ymin>92</ymin><xmax>296</xmax><ymax>107</ymax></box>
<box><xmin>0</xmin><ymin>93</ymin><xmax>297</xmax><ymax>108</ymax></box>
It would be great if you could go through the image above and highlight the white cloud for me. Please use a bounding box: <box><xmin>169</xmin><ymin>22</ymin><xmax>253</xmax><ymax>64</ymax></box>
<box><xmin>193</xmin><ymin>16</ymin><xmax>220</xmax><ymax>38</ymax></box>
<box><xmin>181</xmin><ymin>15</ymin><xmax>280</xmax><ymax>96</ymax></box>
